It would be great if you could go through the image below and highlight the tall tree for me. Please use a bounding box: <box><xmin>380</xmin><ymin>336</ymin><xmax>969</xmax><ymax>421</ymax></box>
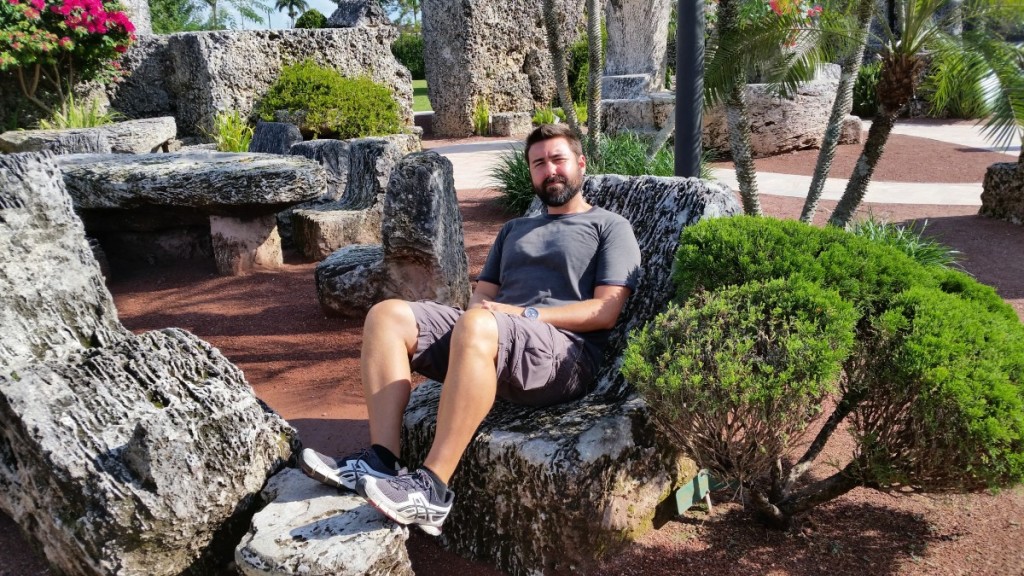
<box><xmin>800</xmin><ymin>0</ymin><xmax>874</xmax><ymax>222</ymax></box>
<box><xmin>828</xmin><ymin>0</ymin><xmax>1024</xmax><ymax>227</ymax></box>
<box><xmin>584</xmin><ymin>0</ymin><xmax>602</xmax><ymax>160</ymax></box>
<box><xmin>275</xmin><ymin>0</ymin><xmax>308</xmax><ymax>27</ymax></box>
<box><xmin>541</xmin><ymin>0</ymin><xmax>582</xmax><ymax>137</ymax></box>
<box><xmin>380</xmin><ymin>0</ymin><xmax>421</xmax><ymax>30</ymax></box>
<box><xmin>150</xmin><ymin>0</ymin><xmax>210</xmax><ymax>32</ymax></box>
<box><xmin>202</xmin><ymin>0</ymin><xmax>269</xmax><ymax>29</ymax></box>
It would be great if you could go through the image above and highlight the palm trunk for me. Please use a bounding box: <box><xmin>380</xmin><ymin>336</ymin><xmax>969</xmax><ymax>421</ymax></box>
<box><xmin>585</xmin><ymin>0</ymin><xmax>602</xmax><ymax>160</ymax></box>
<box><xmin>542</xmin><ymin>0</ymin><xmax>581</xmax><ymax>136</ymax></box>
<box><xmin>726</xmin><ymin>80</ymin><xmax>763</xmax><ymax>215</ymax></box>
<box><xmin>717</xmin><ymin>0</ymin><xmax>761</xmax><ymax>215</ymax></box>
<box><xmin>800</xmin><ymin>0</ymin><xmax>874</xmax><ymax>223</ymax></box>
<box><xmin>828</xmin><ymin>108</ymin><xmax>899</xmax><ymax>227</ymax></box>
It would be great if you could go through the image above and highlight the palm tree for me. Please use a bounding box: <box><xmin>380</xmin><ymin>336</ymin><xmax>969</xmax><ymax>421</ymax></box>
<box><xmin>541</xmin><ymin>0</ymin><xmax>582</xmax><ymax>137</ymax></box>
<box><xmin>275</xmin><ymin>0</ymin><xmax>309</xmax><ymax>27</ymax></box>
<box><xmin>584</xmin><ymin>0</ymin><xmax>603</xmax><ymax>161</ymax></box>
<box><xmin>800</xmin><ymin>0</ymin><xmax>875</xmax><ymax>222</ymax></box>
<box><xmin>828</xmin><ymin>0</ymin><xmax>1024</xmax><ymax>227</ymax></box>
<box><xmin>703</xmin><ymin>0</ymin><xmax>826</xmax><ymax>215</ymax></box>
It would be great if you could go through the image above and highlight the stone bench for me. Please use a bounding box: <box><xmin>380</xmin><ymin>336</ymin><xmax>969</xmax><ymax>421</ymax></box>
<box><xmin>0</xmin><ymin>151</ymin><xmax>296</xmax><ymax>574</ymax></box>
<box><xmin>0</xmin><ymin>116</ymin><xmax>178</xmax><ymax>155</ymax></box>
<box><xmin>402</xmin><ymin>174</ymin><xmax>743</xmax><ymax>575</ymax></box>
<box><xmin>315</xmin><ymin>150</ymin><xmax>471</xmax><ymax>317</ymax></box>
<box><xmin>981</xmin><ymin>161</ymin><xmax>1023</xmax><ymax>225</ymax></box>
<box><xmin>288</xmin><ymin>134</ymin><xmax>422</xmax><ymax>260</ymax></box>
<box><xmin>56</xmin><ymin>150</ymin><xmax>326</xmax><ymax>275</ymax></box>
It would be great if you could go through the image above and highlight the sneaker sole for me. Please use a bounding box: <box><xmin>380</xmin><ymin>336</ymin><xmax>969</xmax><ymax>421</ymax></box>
<box><xmin>361</xmin><ymin>480</ymin><xmax>444</xmax><ymax>537</ymax></box>
<box><xmin>298</xmin><ymin>450</ymin><xmax>353</xmax><ymax>491</ymax></box>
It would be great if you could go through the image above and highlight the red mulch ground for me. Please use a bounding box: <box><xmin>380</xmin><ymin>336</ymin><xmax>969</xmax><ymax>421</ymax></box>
<box><xmin>2</xmin><ymin>134</ymin><xmax>1022</xmax><ymax>576</ymax></box>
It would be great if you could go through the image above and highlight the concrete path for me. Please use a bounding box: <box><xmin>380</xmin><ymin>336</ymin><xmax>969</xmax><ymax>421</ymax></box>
<box><xmin>433</xmin><ymin>119</ymin><xmax>1017</xmax><ymax>206</ymax></box>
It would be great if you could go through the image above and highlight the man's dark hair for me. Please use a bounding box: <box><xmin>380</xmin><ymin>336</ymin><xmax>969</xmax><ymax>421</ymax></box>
<box><xmin>524</xmin><ymin>124</ymin><xmax>583</xmax><ymax>162</ymax></box>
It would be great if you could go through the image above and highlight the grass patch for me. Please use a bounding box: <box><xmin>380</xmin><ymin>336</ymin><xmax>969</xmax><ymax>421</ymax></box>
<box><xmin>413</xmin><ymin>79</ymin><xmax>431</xmax><ymax>112</ymax></box>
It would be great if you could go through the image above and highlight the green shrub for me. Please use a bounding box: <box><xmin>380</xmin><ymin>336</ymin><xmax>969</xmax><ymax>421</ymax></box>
<box><xmin>37</xmin><ymin>93</ymin><xmax>122</xmax><ymax>129</ymax></box>
<box><xmin>532</xmin><ymin>107</ymin><xmax>557</xmax><ymax>125</ymax></box>
<box><xmin>488</xmin><ymin>147</ymin><xmax>534</xmax><ymax>214</ymax></box>
<box><xmin>208</xmin><ymin>109</ymin><xmax>253</xmax><ymax>152</ymax></box>
<box><xmin>392</xmin><ymin>32</ymin><xmax>425</xmax><ymax>80</ymax></box>
<box><xmin>623</xmin><ymin>278</ymin><xmax>858</xmax><ymax>487</ymax></box>
<box><xmin>589</xmin><ymin>133</ymin><xmax>676</xmax><ymax>178</ymax></box>
<box><xmin>853</xmin><ymin>59</ymin><xmax>882</xmax><ymax>118</ymax></box>
<box><xmin>632</xmin><ymin>215</ymin><xmax>1024</xmax><ymax>527</ymax></box>
<box><xmin>473</xmin><ymin>98</ymin><xmax>490</xmax><ymax>136</ymax></box>
<box><xmin>864</xmin><ymin>286</ymin><xmax>1024</xmax><ymax>489</ymax></box>
<box><xmin>848</xmin><ymin>216</ymin><xmax>961</xmax><ymax>269</ymax></box>
<box><xmin>256</xmin><ymin>59</ymin><xmax>402</xmax><ymax>139</ymax></box>
<box><xmin>294</xmin><ymin>8</ymin><xmax>326</xmax><ymax>29</ymax></box>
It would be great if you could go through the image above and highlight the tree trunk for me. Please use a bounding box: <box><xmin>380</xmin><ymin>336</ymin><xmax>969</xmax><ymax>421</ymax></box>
<box><xmin>585</xmin><ymin>0</ymin><xmax>602</xmax><ymax>160</ymax></box>
<box><xmin>542</xmin><ymin>0</ymin><xmax>581</xmax><ymax>137</ymax></box>
<box><xmin>777</xmin><ymin>460</ymin><xmax>863</xmax><ymax>518</ymax></box>
<box><xmin>800</xmin><ymin>0</ymin><xmax>874</xmax><ymax>223</ymax></box>
<box><xmin>717</xmin><ymin>0</ymin><xmax>761</xmax><ymax>215</ymax></box>
<box><xmin>828</xmin><ymin>109</ymin><xmax>898</xmax><ymax>227</ymax></box>
<box><xmin>726</xmin><ymin>80</ymin><xmax>763</xmax><ymax>215</ymax></box>
<box><xmin>781</xmin><ymin>386</ymin><xmax>867</xmax><ymax>497</ymax></box>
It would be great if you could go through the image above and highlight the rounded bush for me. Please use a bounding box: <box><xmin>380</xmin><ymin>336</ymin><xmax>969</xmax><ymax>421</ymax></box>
<box><xmin>256</xmin><ymin>59</ymin><xmax>402</xmax><ymax>140</ymax></box>
<box><xmin>294</xmin><ymin>9</ymin><xmax>326</xmax><ymax>29</ymax></box>
<box><xmin>391</xmin><ymin>32</ymin><xmax>424</xmax><ymax>80</ymax></box>
<box><xmin>623</xmin><ymin>278</ymin><xmax>857</xmax><ymax>482</ymax></box>
<box><xmin>673</xmin><ymin>216</ymin><xmax>938</xmax><ymax>317</ymax></box>
<box><xmin>864</xmin><ymin>286</ymin><xmax>1024</xmax><ymax>490</ymax></box>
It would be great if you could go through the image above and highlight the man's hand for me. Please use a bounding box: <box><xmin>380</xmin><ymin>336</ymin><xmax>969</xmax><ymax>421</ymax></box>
<box><xmin>469</xmin><ymin>280</ymin><xmax>631</xmax><ymax>333</ymax></box>
<box><xmin>478</xmin><ymin>300</ymin><xmax>524</xmax><ymax>316</ymax></box>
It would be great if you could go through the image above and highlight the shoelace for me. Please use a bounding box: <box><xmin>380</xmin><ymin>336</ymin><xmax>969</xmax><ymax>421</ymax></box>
<box><xmin>388</xmin><ymin>470</ymin><xmax>433</xmax><ymax>495</ymax></box>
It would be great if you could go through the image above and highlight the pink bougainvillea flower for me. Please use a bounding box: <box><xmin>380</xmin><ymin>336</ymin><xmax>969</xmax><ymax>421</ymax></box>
<box><xmin>29</xmin><ymin>0</ymin><xmax>43</xmax><ymax>9</ymax></box>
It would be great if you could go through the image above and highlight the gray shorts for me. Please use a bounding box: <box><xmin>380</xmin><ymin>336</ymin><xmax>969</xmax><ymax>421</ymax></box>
<box><xmin>408</xmin><ymin>301</ymin><xmax>595</xmax><ymax>407</ymax></box>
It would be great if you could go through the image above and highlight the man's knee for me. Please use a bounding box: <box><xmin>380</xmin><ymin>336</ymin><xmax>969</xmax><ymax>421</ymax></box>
<box><xmin>365</xmin><ymin>299</ymin><xmax>418</xmax><ymax>351</ymax></box>
<box><xmin>451</xmin><ymin>309</ymin><xmax>500</xmax><ymax>354</ymax></box>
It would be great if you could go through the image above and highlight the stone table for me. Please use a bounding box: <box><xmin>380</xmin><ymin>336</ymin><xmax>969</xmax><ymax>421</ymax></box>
<box><xmin>58</xmin><ymin>150</ymin><xmax>326</xmax><ymax>275</ymax></box>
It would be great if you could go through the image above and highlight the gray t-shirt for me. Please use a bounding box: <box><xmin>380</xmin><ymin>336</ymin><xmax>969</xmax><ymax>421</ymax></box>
<box><xmin>478</xmin><ymin>206</ymin><xmax>641</xmax><ymax>364</ymax></box>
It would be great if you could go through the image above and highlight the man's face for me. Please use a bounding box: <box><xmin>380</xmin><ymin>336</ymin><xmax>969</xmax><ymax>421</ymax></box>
<box><xmin>526</xmin><ymin>137</ymin><xmax>586</xmax><ymax>208</ymax></box>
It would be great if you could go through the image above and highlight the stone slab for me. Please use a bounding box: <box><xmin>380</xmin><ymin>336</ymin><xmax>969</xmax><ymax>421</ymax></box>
<box><xmin>236</xmin><ymin>468</ymin><xmax>412</xmax><ymax>576</ymax></box>
<box><xmin>0</xmin><ymin>117</ymin><xmax>177</xmax><ymax>155</ymax></box>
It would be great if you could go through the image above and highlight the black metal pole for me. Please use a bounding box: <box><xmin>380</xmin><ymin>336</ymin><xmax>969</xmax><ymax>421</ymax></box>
<box><xmin>674</xmin><ymin>0</ymin><xmax>704</xmax><ymax>178</ymax></box>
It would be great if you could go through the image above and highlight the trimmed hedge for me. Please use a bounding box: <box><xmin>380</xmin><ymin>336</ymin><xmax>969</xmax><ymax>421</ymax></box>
<box><xmin>623</xmin><ymin>278</ymin><xmax>857</xmax><ymax>483</ymax></box>
<box><xmin>626</xmin><ymin>215</ymin><xmax>1024</xmax><ymax>525</ymax></box>
<box><xmin>256</xmin><ymin>60</ymin><xmax>402</xmax><ymax>139</ymax></box>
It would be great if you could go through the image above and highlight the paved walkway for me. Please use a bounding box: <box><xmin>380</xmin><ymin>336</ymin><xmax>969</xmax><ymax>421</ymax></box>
<box><xmin>432</xmin><ymin>119</ymin><xmax>1017</xmax><ymax>206</ymax></box>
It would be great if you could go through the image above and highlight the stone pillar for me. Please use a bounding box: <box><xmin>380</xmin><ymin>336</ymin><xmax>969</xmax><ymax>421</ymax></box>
<box><xmin>602</xmin><ymin>0</ymin><xmax>673</xmax><ymax>98</ymax></box>
<box><xmin>422</xmin><ymin>0</ymin><xmax>584</xmax><ymax>138</ymax></box>
<box><xmin>209</xmin><ymin>214</ymin><xmax>282</xmax><ymax>275</ymax></box>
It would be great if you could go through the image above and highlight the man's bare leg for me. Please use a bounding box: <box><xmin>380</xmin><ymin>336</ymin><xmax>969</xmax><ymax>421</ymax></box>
<box><xmin>361</xmin><ymin>299</ymin><xmax>420</xmax><ymax>457</ymax></box>
<box><xmin>422</xmin><ymin>308</ymin><xmax>500</xmax><ymax>483</ymax></box>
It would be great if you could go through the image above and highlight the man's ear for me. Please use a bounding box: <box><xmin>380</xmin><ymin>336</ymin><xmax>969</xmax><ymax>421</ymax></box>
<box><xmin>578</xmin><ymin>154</ymin><xmax>587</xmax><ymax>173</ymax></box>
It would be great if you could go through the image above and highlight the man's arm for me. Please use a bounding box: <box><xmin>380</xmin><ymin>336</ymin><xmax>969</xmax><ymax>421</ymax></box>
<box><xmin>477</xmin><ymin>284</ymin><xmax>631</xmax><ymax>333</ymax></box>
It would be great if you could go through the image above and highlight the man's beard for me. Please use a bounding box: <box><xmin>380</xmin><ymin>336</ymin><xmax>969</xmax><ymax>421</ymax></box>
<box><xmin>535</xmin><ymin>173</ymin><xmax>584</xmax><ymax>207</ymax></box>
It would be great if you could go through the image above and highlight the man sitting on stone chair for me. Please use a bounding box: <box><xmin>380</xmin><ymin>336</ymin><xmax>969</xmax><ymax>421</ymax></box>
<box><xmin>300</xmin><ymin>123</ymin><xmax>642</xmax><ymax>535</ymax></box>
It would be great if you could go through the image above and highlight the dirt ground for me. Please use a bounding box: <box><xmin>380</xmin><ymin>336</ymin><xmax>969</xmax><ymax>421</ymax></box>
<box><xmin>2</xmin><ymin>133</ymin><xmax>1023</xmax><ymax>576</ymax></box>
